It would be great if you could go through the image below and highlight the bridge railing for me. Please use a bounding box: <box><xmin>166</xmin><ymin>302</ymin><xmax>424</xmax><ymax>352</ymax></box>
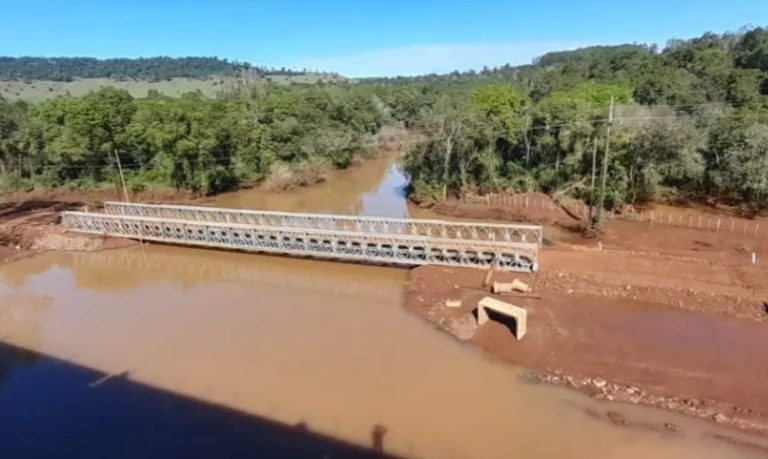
<box><xmin>63</xmin><ymin>212</ymin><xmax>539</xmax><ymax>272</ymax></box>
<box><xmin>103</xmin><ymin>202</ymin><xmax>543</xmax><ymax>245</ymax></box>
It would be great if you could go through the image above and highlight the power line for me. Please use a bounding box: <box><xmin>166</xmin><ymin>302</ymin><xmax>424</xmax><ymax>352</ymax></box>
<box><xmin>4</xmin><ymin>154</ymin><xmax>241</xmax><ymax>171</ymax></box>
<box><xmin>414</xmin><ymin>110</ymin><xmax>759</xmax><ymax>135</ymax></box>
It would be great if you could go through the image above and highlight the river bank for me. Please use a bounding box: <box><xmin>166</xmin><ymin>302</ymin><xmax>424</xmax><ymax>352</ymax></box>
<box><xmin>404</xmin><ymin>212</ymin><xmax>768</xmax><ymax>437</ymax></box>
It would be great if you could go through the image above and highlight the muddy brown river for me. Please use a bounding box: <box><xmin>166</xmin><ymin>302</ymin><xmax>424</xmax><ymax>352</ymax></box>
<box><xmin>1</xmin><ymin>153</ymin><xmax>767</xmax><ymax>458</ymax></box>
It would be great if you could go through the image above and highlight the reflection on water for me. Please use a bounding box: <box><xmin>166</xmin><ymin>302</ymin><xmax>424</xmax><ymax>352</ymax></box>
<box><xmin>211</xmin><ymin>152</ymin><xmax>431</xmax><ymax>218</ymax></box>
<box><xmin>2</xmin><ymin>152</ymin><xmax>768</xmax><ymax>458</ymax></box>
<box><xmin>68</xmin><ymin>246</ymin><xmax>403</xmax><ymax>303</ymax></box>
<box><xmin>359</xmin><ymin>163</ymin><xmax>410</xmax><ymax>218</ymax></box>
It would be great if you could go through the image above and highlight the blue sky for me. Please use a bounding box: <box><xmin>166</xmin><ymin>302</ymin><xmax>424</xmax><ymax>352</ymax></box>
<box><xmin>1</xmin><ymin>0</ymin><xmax>766</xmax><ymax>77</ymax></box>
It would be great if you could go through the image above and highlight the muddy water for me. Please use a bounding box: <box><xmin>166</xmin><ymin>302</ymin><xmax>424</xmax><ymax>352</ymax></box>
<box><xmin>211</xmin><ymin>152</ymin><xmax>429</xmax><ymax>218</ymax></box>
<box><xmin>1</xmin><ymin>156</ymin><xmax>767</xmax><ymax>458</ymax></box>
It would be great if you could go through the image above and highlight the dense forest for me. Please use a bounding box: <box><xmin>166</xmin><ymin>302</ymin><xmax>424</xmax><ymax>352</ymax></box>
<box><xmin>0</xmin><ymin>82</ymin><xmax>384</xmax><ymax>195</ymax></box>
<box><xmin>396</xmin><ymin>27</ymin><xmax>768</xmax><ymax>213</ymax></box>
<box><xmin>0</xmin><ymin>57</ymin><xmax>309</xmax><ymax>81</ymax></box>
<box><xmin>1</xmin><ymin>26</ymin><xmax>768</xmax><ymax>213</ymax></box>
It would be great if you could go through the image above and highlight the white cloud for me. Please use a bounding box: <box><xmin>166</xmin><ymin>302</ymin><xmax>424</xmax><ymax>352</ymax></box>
<box><xmin>278</xmin><ymin>41</ymin><xmax>597</xmax><ymax>78</ymax></box>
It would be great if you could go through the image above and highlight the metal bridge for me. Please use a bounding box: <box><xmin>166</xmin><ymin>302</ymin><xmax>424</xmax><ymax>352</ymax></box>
<box><xmin>102</xmin><ymin>202</ymin><xmax>543</xmax><ymax>244</ymax></box>
<box><xmin>63</xmin><ymin>203</ymin><xmax>541</xmax><ymax>272</ymax></box>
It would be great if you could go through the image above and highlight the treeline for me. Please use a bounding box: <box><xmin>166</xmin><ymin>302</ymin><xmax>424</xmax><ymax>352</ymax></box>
<box><xmin>0</xmin><ymin>84</ymin><xmax>386</xmax><ymax>194</ymax></box>
<box><xmin>1</xmin><ymin>26</ymin><xmax>768</xmax><ymax>211</ymax></box>
<box><xmin>398</xmin><ymin>27</ymin><xmax>768</xmax><ymax>212</ymax></box>
<box><xmin>0</xmin><ymin>57</ymin><xmax>310</xmax><ymax>82</ymax></box>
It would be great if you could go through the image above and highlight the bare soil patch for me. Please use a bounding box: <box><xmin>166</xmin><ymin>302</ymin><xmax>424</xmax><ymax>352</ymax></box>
<box><xmin>0</xmin><ymin>199</ymin><xmax>140</xmax><ymax>265</ymax></box>
<box><xmin>405</xmin><ymin>209</ymin><xmax>768</xmax><ymax>435</ymax></box>
<box><xmin>406</xmin><ymin>263</ymin><xmax>768</xmax><ymax>435</ymax></box>
<box><xmin>428</xmin><ymin>192</ymin><xmax>582</xmax><ymax>228</ymax></box>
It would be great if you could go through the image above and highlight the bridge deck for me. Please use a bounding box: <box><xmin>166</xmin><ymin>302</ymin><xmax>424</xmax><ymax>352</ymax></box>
<box><xmin>63</xmin><ymin>210</ymin><xmax>539</xmax><ymax>272</ymax></box>
<box><xmin>103</xmin><ymin>202</ymin><xmax>542</xmax><ymax>245</ymax></box>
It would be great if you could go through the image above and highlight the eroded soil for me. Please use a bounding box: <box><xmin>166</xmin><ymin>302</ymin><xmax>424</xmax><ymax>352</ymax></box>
<box><xmin>0</xmin><ymin>199</ymin><xmax>139</xmax><ymax>262</ymax></box>
<box><xmin>405</xmin><ymin>213</ymin><xmax>768</xmax><ymax>435</ymax></box>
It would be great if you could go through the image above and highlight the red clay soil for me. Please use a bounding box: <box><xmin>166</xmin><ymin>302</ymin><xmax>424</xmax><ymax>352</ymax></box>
<box><xmin>429</xmin><ymin>192</ymin><xmax>583</xmax><ymax>228</ymax></box>
<box><xmin>1</xmin><ymin>186</ymin><xmax>194</xmax><ymax>207</ymax></box>
<box><xmin>405</xmin><ymin>217</ymin><xmax>768</xmax><ymax>434</ymax></box>
<box><xmin>0</xmin><ymin>199</ymin><xmax>137</xmax><ymax>263</ymax></box>
<box><xmin>0</xmin><ymin>184</ymin><xmax>208</xmax><ymax>262</ymax></box>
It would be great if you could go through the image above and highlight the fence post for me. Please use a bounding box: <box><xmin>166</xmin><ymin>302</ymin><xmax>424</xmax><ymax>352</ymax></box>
<box><xmin>731</xmin><ymin>219</ymin><xmax>736</xmax><ymax>231</ymax></box>
<box><xmin>698</xmin><ymin>216</ymin><xmax>703</xmax><ymax>228</ymax></box>
<box><xmin>716</xmin><ymin>218</ymin><xmax>721</xmax><ymax>231</ymax></box>
<box><xmin>755</xmin><ymin>224</ymin><xmax>760</xmax><ymax>236</ymax></box>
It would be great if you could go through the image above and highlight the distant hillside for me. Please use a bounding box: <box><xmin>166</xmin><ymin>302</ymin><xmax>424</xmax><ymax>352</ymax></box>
<box><xmin>0</xmin><ymin>56</ymin><xmax>344</xmax><ymax>102</ymax></box>
<box><xmin>0</xmin><ymin>56</ymin><xmax>311</xmax><ymax>81</ymax></box>
<box><xmin>358</xmin><ymin>44</ymin><xmax>655</xmax><ymax>86</ymax></box>
<box><xmin>0</xmin><ymin>74</ymin><xmax>344</xmax><ymax>102</ymax></box>
<box><xmin>359</xmin><ymin>29</ymin><xmax>768</xmax><ymax>104</ymax></box>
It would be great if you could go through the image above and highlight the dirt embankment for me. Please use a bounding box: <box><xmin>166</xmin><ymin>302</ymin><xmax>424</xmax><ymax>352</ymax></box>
<box><xmin>406</xmin><ymin>215</ymin><xmax>768</xmax><ymax>435</ymax></box>
<box><xmin>0</xmin><ymin>187</ymin><xmax>194</xmax><ymax>264</ymax></box>
<box><xmin>0</xmin><ymin>199</ymin><xmax>143</xmax><ymax>264</ymax></box>
<box><xmin>427</xmin><ymin>192</ymin><xmax>584</xmax><ymax>228</ymax></box>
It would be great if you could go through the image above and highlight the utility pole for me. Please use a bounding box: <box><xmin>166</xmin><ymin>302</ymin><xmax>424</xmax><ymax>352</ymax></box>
<box><xmin>113</xmin><ymin>149</ymin><xmax>130</xmax><ymax>202</ymax></box>
<box><xmin>114</xmin><ymin>148</ymin><xmax>146</xmax><ymax>259</ymax></box>
<box><xmin>588</xmin><ymin>139</ymin><xmax>598</xmax><ymax>221</ymax></box>
<box><xmin>596</xmin><ymin>96</ymin><xmax>614</xmax><ymax>223</ymax></box>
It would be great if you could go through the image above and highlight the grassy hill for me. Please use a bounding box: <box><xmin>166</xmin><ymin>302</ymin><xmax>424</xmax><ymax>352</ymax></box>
<box><xmin>0</xmin><ymin>57</ymin><xmax>344</xmax><ymax>101</ymax></box>
<box><xmin>0</xmin><ymin>74</ymin><xmax>344</xmax><ymax>102</ymax></box>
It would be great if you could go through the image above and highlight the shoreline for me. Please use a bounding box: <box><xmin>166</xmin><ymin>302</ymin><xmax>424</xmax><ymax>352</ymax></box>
<box><xmin>404</xmin><ymin>189</ymin><xmax>768</xmax><ymax>438</ymax></box>
<box><xmin>403</xmin><ymin>214</ymin><xmax>768</xmax><ymax>437</ymax></box>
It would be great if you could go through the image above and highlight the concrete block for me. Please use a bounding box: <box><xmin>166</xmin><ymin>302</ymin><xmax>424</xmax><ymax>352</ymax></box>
<box><xmin>445</xmin><ymin>299</ymin><xmax>462</xmax><ymax>308</ymax></box>
<box><xmin>492</xmin><ymin>279</ymin><xmax>532</xmax><ymax>294</ymax></box>
<box><xmin>475</xmin><ymin>296</ymin><xmax>527</xmax><ymax>339</ymax></box>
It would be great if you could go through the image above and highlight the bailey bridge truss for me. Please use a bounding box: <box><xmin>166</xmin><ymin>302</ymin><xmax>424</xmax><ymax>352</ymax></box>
<box><xmin>63</xmin><ymin>205</ymin><xmax>541</xmax><ymax>272</ymax></box>
<box><xmin>103</xmin><ymin>202</ymin><xmax>543</xmax><ymax>244</ymax></box>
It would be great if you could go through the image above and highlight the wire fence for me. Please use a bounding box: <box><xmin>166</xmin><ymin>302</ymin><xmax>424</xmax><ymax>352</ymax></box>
<box><xmin>461</xmin><ymin>193</ymin><xmax>570</xmax><ymax>212</ymax></box>
<box><xmin>457</xmin><ymin>192</ymin><xmax>767</xmax><ymax>238</ymax></box>
<box><xmin>608</xmin><ymin>208</ymin><xmax>764</xmax><ymax>237</ymax></box>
